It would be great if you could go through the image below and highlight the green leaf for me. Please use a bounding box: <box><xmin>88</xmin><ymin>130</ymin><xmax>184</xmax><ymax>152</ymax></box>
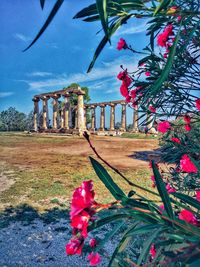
<box><xmin>89</xmin><ymin>157</ymin><xmax>126</xmax><ymax>200</ymax></box>
<box><xmin>153</xmin><ymin>0</ymin><xmax>172</xmax><ymax>16</ymax></box>
<box><xmin>126</xmin><ymin>224</ymin><xmax>162</xmax><ymax>237</ymax></box>
<box><xmin>171</xmin><ymin>192</ymin><xmax>200</xmax><ymax>210</ymax></box>
<box><xmin>88</xmin><ymin>213</ymin><xmax>130</xmax><ymax>231</ymax></box>
<box><xmin>87</xmin><ymin>14</ymin><xmax>132</xmax><ymax>72</ymax></box>
<box><xmin>40</xmin><ymin>0</ymin><xmax>45</xmax><ymax>9</ymax></box>
<box><xmin>96</xmin><ymin>0</ymin><xmax>109</xmax><ymax>39</ymax></box>
<box><xmin>23</xmin><ymin>0</ymin><xmax>64</xmax><ymax>51</ymax></box>
<box><xmin>137</xmin><ymin>227</ymin><xmax>163</xmax><ymax>265</ymax></box>
<box><xmin>152</xmin><ymin>161</ymin><xmax>174</xmax><ymax>219</ymax></box>
<box><xmin>108</xmin><ymin>222</ymin><xmax>139</xmax><ymax>267</ymax></box>
<box><xmin>150</xmin><ymin>28</ymin><xmax>180</xmax><ymax>95</ymax></box>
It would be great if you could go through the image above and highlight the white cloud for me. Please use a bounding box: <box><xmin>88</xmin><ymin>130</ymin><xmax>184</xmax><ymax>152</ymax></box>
<box><xmin>14</xmin><ymin>33</ymin><xmax>31</xmax><ymax>42</ymax></box>
<box><xmin>115</xmin><ymin>21</ymin><xmax>147</xmax><ymax>36</ymax></box>
<box><xmin>20</xmin><ymin>56</ymin><xmax>139</xmax><ymax>92</ymax></box>
<box><xmin>0</xmin><ymin>92</ymin><xmax>14</xmax><ymax>98</ymax></box>
<box><xmin>27</xmin><ymin>71</ymin><xmax>53</xmax><ymax>77</ymax></box>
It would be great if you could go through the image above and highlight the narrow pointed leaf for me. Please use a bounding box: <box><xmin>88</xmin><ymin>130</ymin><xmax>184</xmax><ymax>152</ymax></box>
<box><xmin>152</xmin><ymin>161</ymin><xmax>174</xmax><ymax>219</ymax></box>
<box><xmin>96</xmin><ymin>0</ymin><xmax>109</xmax><ymax>39</ymax></box>
<box><xmin>40</xmin><ymin>0</ymin><xmax>45</xmax><ymax>9</ymax></box>
<box><xmin>171</xmin><ymin>192</ymin><xmax>200</xmax><ymax>210</ymax></box>
<box><xmin>89</xmin><ymin>157</ymin><xmax>126</xmax><ymax>200</ymax></box>
<box><xmin>23</xmin><ymin>0</ymin><xmax>64</xmax><ymax>51</ymax></box>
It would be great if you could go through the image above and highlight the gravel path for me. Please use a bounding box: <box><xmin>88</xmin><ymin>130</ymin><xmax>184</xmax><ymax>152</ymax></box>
<box><xmin>0</xmin><ymin>217</ymin><xmax>117</xmax><ymax>267</ymax></box>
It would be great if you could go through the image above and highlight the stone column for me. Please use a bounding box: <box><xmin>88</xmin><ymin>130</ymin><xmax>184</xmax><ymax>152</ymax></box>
<box><xmin>75</xmin><ymin>108</ymin><xmax>78</xmax><ymax>129</ymax></box>
<box><xmin>77</xmin><ymin>91</ymin><xmax>85</xmax><ymax>132</ymax></box>
<box><xmin>63</xmin><ymin>93</ymin><xmax>70</xmax><ymax>129</ymax></box>
<box><xmin>60</xmin><ymin>109</ymin><xmax>64</xmax><ymax>128</ymax></box>
<box><xmin>147</xmin><ymin>113</ymin><xmax>154</xmax><ymax>133</ymax></box>
<box><xmin>84</xmin><ymin>107</ymin><xmax>87</xmax><ymax>129</ymax></box>
<box><xmin>52</xmin><ymin>95</ymin><xmax>59</xmax><ymax>129</ymax></box>
<box><xmin>120</xmin><ymin>103</ymin><xmax>126</xmax><ymax>131</ymax></box>
<box><xmin>99</xmin><ymin>104</ymin><xmax>105</xmax><ymax>131</ymax></box>
<box><xmin>41</xmin><ymin>96</ymin><xmax>49</xmax><ymax>130</ymax></box>
<box><xmin>91</xmin><ymin>105</ymin><xmax>96</xmax><ymax>131</ymax></box>
<box><xmin>32</xmin><ymin>97</ymin><xmax>39</xmax><ymax>131</ymax></box>
<box><xmin>109</xmin><ymin>103</ymin><xmax>115</xmax><ymax>131</ymax></box>
<box><xmin>132</xmin><ymin>106</ymin><xmax>139</xmax><ymax>132</ymax></box>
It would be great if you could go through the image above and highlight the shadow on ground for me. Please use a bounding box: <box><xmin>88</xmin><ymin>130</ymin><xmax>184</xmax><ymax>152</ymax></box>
<box><xmin>128</xmin><ymin>148</ymin><xmax>163</xmax><ymax>162</ymax></box>
<box><xmin>0</xmin><ymin>204</ymin><xmax>69</xmax><ymax>229</ymax></box>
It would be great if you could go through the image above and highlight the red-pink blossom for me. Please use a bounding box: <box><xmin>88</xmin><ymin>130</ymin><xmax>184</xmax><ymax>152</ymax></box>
<box><xmin>145</xmin><ymin>71</ymin><xmax>151</xmax><ymax>76</ymax></box>
<box><xmin>196</xmin><ymin>191</ymin><xmax>200</xmax><ymax>202</ymax></box>
<box><xmin>185</xmin><ymin>124</ymin><xmax>191</xmax><ymax>131</ymax></box>
<box><xmin>171</xmin><ymin>137</ymin><xmax>181</xmax><ymax>144</ymax></box>
<box><xmin>157</xmin><ymin>24</ymin><xmax>174</xmax><ymax>47</ymax></box>
<box><xmin>195</xmin><ymin>98</ymin><xmax>200</xmax><ymax>110</ymax></box>
<box><xmin>166</xmin><ymin>183</ymin><xmax>176</xmax><ymax>194</ymax></box>
<box><xmin>120</xmin><ymin>83</ymin><xmax>128</xmax><ymax>97</ymax></box>
<box><xmin>130</xmin><ymin>89</ymin><xmax>137</xmax><ymax>99</ymax></box>
<box><xmin>149</xmin><ymin>105</ymin><xmax>156</xmax><ymax>113</ymax></box>
<box><xmin>117</xmin><ymin>38</ymin><xmax>127</xmax><ymax>50</ymax></box>
<box><xmin>89</xmin><ymin>238</ymin><xmax>97</xmax><ymax>248</ymax></box>
<box><xmin>184</xmin><ymin>114</ymin><xmax>191</xmax><ymax>124</ymax></box>
<box><xmin>179</xmin><ymin>209</ymin><xmax>197</xmax><ymax>225</ymax></box>
<box><xmin>125</xmin><ymin>95</ymin><xmax>131</xmax><ymax>103</ymax></box>
<box><xmin>70</xmin><ymin>180</ymin><xmax>95</xmax><ymax>219</ymax></box>
<box><xmin>66</xmin><ymin>237</ymin><xmax>84</xmax><ymax>255</ymax></box>
<box><xmin>70</xmin><ymin>211</ymin><xmax>91</xmax><ymax>238</ymax></box>
<box><xmin>151</xmin><ymin>175</ymin><xmax>155</xmax><ymax>182</ymax></box>
<box><xmin>157</xmin><ymin>121</ymin><xmax>171</xmax><ymax>133</ymax></box>
<box><xmin>150</xmin><ymin>244</ymin><xmax>156</xmax><ymax>260</ymax></box>
<box><xmin>180</xmin><ymin>154</ymin><xmax>198</xmax><ymax>173</ymax></box>
<box><xmin>159</xmin><ymin>204</ymin><xmax>165</xmax><ymax>210</ymax></box>
<box><xmin>88</xmin><ymin>252</ymin><xmax>101</xmax><ymax>266</ymax></box>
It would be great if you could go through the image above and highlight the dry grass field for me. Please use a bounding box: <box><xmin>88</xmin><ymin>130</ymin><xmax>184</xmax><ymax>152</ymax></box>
<box><xmin>0</xmin><ymin>132</ymin><xmax>159</xmax><ymax>212</ymax></box>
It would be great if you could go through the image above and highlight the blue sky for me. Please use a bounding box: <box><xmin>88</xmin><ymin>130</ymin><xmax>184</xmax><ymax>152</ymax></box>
<box><xmin>0</xmin><ymin>0</ymin><xmax>148</xmax><ymax>124</ymax></box>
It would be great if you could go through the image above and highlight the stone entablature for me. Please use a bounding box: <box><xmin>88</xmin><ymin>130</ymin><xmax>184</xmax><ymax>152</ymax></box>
<box><xmin>32</xmin><ymin>87</ymin><xmax>155</xmax><ymax>135</ymax></box>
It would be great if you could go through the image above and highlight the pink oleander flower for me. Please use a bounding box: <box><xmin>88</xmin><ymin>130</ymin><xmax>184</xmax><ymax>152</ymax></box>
<box><xmin>145</xmin><ymin>71</ymin><xmax>151</xmax><ymax>76</ymax></box>
<box><xmin>70</xmin><ymin>180</ymin><xmax>95</xmax><ymax>219</ymax></box>
<box><xmin>180</xmin><ymin>154</ymin><xmax>198</xmax><ymax>173</ymax></box>
<box><xmin>88</xmin><ymin>252</ymin><xmax>101</xmax><ymax>266</ymax></box>
<box><xmin>196</xmin><ymin>191</ymin><xmax>200</xmax><ymax>202</ymax></box>
<box><xmin>70</xmin><ymin>210</ymin><xmax>91</xmax><ymax>238</ymax></box>
<box><xmin>166</xmin><ymin>183</ymin><xmax>176</xmax><ymax>194</ymax></box>
<box><xmin>157</xmin><ymin>121</ymin><xmax>171</xmax><ymax>133</ymax></box>
<box><xmin>151</xmin><ymin>175</ymin><xmax>155</xmax><ymax>182</ymax></box>
<box><xmin>159</xmin><ymin>204</ymin><xmax>165</xmax><ymax>210</ymax></box>
<box><xmin>179</xmin><ymin>209</ymin><xmax>198</xmax><ymax>225</ymax></box>
<box><xmin>157</xmin><ymin>24</ymin><xmax>174</xmax><ymax>47</ymax></box>
<box><xmin>117</xmin><ymin>38</ymin><xmax>127</xmax><ymax>50</ymax></box>
<box><xmin>66</xmin><ymin>236</ymin><xmax>84</xmax><ymax>255</ymax></box>
<box><xmin>185</xmin><ymin>124</ymin><xmax>191</xmax><ymax>132</ymax></box>
<box><xmin>195</xmin><ymin>98</ymin><xmax>200</xmax><ymax>110</ymax></box>
<box><xmin>177</xmin><ymin>15</ymin><xmax>182</xmax><ymax>22</ymax></box>
<box><xmin>171</xmin><ymin>137</ymin><xmax>181</xmax><ymax>144</ymax></box>
<box><xmin>130</xmin><ymin>89</ymin><xmax>137</xmax><ymax>99</ymax></box>
<box><xmin>125</xmin><ymin>95</ymin><xmax>131</xmax><ymax>103</ymax></box>
<box><xmin>120</xmin><ymin>83</ymin><xmax>129</xmax><ymax>97</ymax></box>
<box><xmin>149</xmin><ymin>105</ymin><xmax>156</xmax><ymax>113</ymax></box>
<box><xmin>150</xmin><ymin>244</ymin><xmax>156</xmax><ymax>260</ymax></box>
<box><xmin>184</xmin><ymin>114</ymin><xmax>191</xmax><ymax>124</ymax></box>
<box><xmin>89</xmin><ymin>238</ymin><xmax>97</xmax><ymax>248</ymax></box>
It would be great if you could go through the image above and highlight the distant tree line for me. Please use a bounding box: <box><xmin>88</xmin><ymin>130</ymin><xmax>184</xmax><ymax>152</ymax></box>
<box><xmin>0</xmin><ymin>107</ymin><xmax>33</xmax><ymax>131</ymax></box>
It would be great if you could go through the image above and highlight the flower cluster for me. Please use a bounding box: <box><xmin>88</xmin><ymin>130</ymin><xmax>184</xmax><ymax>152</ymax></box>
<box><xmin>117</xmin><ymin>70</ymin><xmax>132</xmax><ymax>98</ymax></box>
<box><xmin>117</xmin><ymin>38</ymin><xmax>127</xmax><ymax>50</ymax></box>
<box><xmin>157</xmin><ymin>24</ymin><xmax>174</xmax><ymax>58</ymax></box>
<box><xmin>66</xmin><ymin>180</ymin><xmax>101</xmax><ymax>266</ymax></box>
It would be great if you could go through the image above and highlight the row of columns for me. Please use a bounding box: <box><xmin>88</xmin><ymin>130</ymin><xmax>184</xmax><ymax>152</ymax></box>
<box><xmin>33</xmin><ymin>90</ymin><xmax>85</xmax><ymax>133</ymax></box>
<box><xmin>85</xmin><ymin>102</ymin><xmax>139</xmax><ymax>132</ymax></box>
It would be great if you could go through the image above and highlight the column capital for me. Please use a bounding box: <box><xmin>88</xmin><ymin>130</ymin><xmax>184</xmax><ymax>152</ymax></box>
<box><xmin>99</xmin><ymin>104</ymin><xmax>106</xmax><ymax>108</ymax></box>
<box><xmin>109</xmin><ymin>103</ymin><xmax>116</xmax><ymax>107</ymax></box>
<box><xmin>40</xmin><ymin>95</ymin><xmax>50</xmax><ymax>101</ymax></box>
<box><xmin>32</xmin><ymin>97</ymin><xmax>40</xmax><ymax>102</ymax></box>
<box><xmin>62</xmin><ymin>93</ymin><xmax>70</xmax><ymax>98</ymax></box>
<box><xmin>52</xmin><ymin>94</ymin><xmax>60</xmax><ymax>99</ymax></box>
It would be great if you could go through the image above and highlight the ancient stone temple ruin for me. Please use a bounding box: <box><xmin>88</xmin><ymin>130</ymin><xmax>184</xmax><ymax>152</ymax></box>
<box><xmin>32</xmin><ymin>86</ymin><xmax>154</xmax><ymax>135</ymax></box>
